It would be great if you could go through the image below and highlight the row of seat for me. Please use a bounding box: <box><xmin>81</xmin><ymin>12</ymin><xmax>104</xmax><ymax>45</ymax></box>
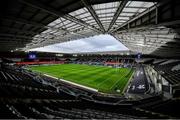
<box><xmin>0</xmin><ymin>64</ymin><xmax>178</xmax><ymax>119</ymax></box>
<box><xmin>152</xmin><ymin>61</ymin><xmax>180</xmax><ymax>85</ymax></box>
<box><xmin>0</xmin><ymin>70</ymin><xmax>55</xmax><ymax>90</ymax></box>
<box><xmin>137</xmin><ymin>98</ymin><xmax>180</xmax><ymax>118</ymax></box>
<box><xmin>0</xmin><ymin>100</ymin><xmax>139</xmax><ymax>119</ymax></box>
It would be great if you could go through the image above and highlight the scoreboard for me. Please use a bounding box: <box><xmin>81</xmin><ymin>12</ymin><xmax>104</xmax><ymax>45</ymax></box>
<box><xmin>137</xmin><ymin>53</ymin><xmax>142</xmax><ymax>59</ymax></box>
<box><xmin>28</xmin><ymin>52</ymin><xmax>37</xmax><ymax>60</ymax></box>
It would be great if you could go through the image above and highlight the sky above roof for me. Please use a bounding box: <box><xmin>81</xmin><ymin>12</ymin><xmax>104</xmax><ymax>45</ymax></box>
<box><xmin>29</xmin><ymin>34</ymin><xmax>129</xmax><ymax>53</ymax></box>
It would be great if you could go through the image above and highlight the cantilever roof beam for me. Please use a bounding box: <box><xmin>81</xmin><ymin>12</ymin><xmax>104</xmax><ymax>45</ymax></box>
<box><xmin>107</xmin><ymin>0</ymin><xmax>128</xmax><ymax>31</ymax></box>
<box><xmin>19</xmin><ymin>0</ymin><xmax>102</xmax><ymax>33</ymax></box>
<box><xmin>0</xmin><ymin>33</ymin><xmax>33</xmax><ymax>39</ymax></box>
<box><xmin>110</xmin><ymin>5</ymin><xmax>157</xmax><ymax>33</ymax></box>
<box><xmin>81</xmin><ymin>0</ymin><xmax>105</xmax><ymax>33</ymax></box>
<box><xmin>0</xmin><ymin>16</ymin><xmax>46</xmax><ymax>29</ymax></box>
<box><xmin>0</xmin><ymin>16</ymin><xmax>66</xmax><ymax>32</ymax></box>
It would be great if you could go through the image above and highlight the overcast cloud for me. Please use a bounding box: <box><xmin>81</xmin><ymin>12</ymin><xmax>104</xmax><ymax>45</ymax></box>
<box><xmin>30</xmin><ymin>34</ymin><xmax>129</xmax><ymax>53</ymax></box>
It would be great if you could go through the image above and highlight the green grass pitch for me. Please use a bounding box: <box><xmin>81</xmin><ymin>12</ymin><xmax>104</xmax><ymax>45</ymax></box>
<box><xmin>29</xmin><ymin>64</ymin><xmax>133</xmax><ymax>94</ymax></box>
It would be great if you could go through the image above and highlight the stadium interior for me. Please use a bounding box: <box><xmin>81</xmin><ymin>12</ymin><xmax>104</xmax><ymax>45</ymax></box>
<box><xmin>0</xmin><ymin>0</ymin><xmax>180</xmax><ymax>119</ymax></box>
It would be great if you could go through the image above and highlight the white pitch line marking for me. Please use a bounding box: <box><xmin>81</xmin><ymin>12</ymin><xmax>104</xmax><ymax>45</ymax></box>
<box><xmin>43</xmin><ymin>74</ymin><xmax>98</xmax><ymax>92</ymax></box>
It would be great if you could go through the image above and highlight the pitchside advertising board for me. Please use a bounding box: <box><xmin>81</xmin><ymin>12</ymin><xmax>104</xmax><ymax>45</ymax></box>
<box><xmin>28</xmin><ymin>52</ymin><xmax>37</xmax><ymax>60</ymax></box>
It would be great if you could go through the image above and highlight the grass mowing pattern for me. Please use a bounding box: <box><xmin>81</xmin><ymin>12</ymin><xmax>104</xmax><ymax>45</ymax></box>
<box><xmin>29</xmin><ymin>64</ymin><xmax>133</xmax><ymax>94</ymax></box>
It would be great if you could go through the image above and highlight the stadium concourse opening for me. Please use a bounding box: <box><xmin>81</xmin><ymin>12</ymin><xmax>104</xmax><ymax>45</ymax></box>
<box><xmin>0</xmin><ymin>0</ymin><xmax>180</xmax><ymax>119</ymax></box>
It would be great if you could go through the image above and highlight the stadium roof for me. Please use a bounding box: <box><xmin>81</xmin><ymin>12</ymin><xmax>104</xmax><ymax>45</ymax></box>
<box><xmin>0</xmin><ymin>0</ymin><xmax>180</xmax><ymax>57</ymax></box>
